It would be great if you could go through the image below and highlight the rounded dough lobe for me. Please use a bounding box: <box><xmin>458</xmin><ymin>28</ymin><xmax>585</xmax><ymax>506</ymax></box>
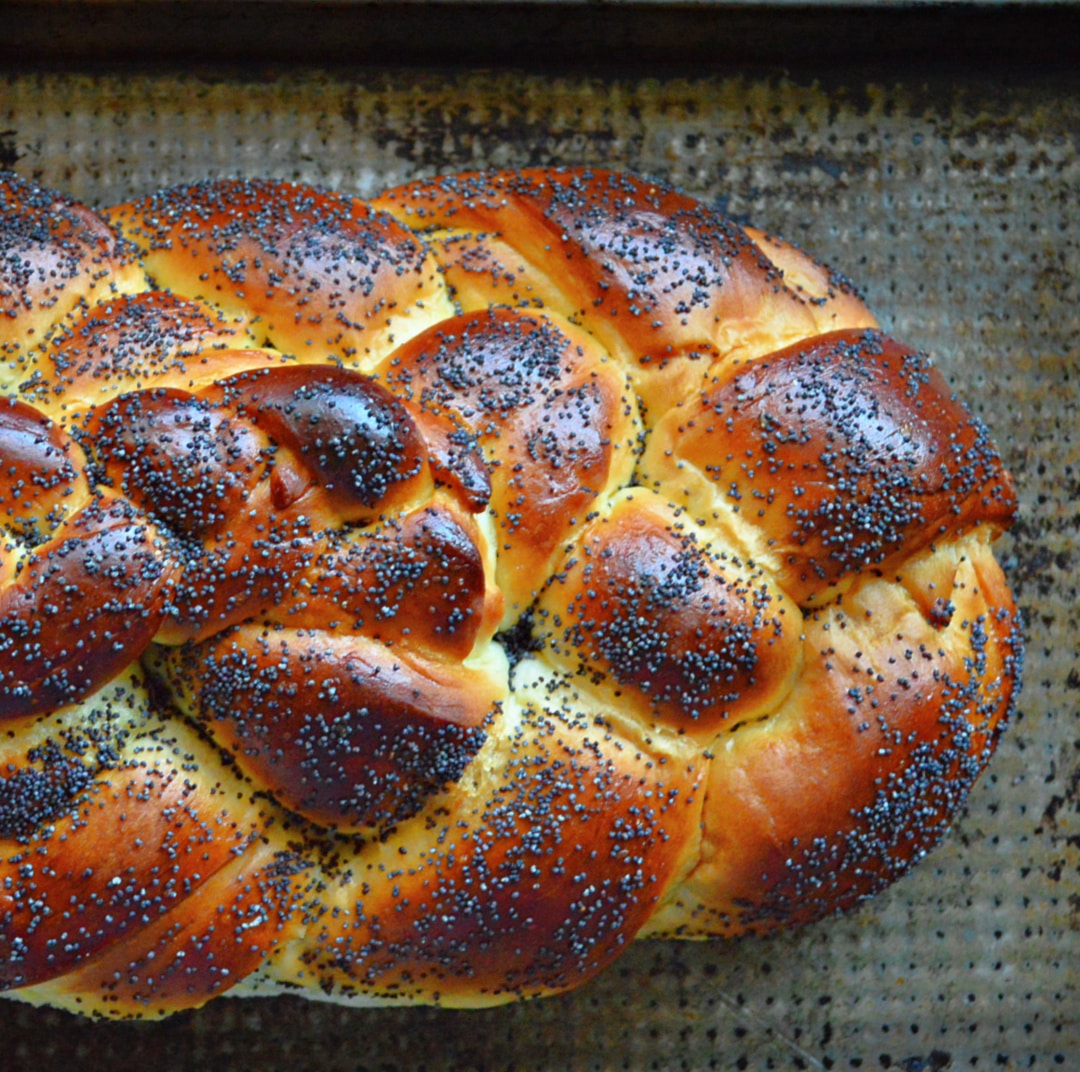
<box><xmin>0</xmin><ymin>400</ymin><xmax>179</xmax><ymax>718</ymax></box>
<box><xmin>536</xmin><ymin>489</ymin><xmax>802</xmax><ymax>741</ymax></box>
<box><xmin>0</xmin><ymin>671</ymin><xmax>300</xmax><ymax>1016</ymax></box>
<box><xmin>20</xmin><ymin>290</ymin><xmax>258</xmax><ymax>421</ymax></box>
<box><xmin>646</xmin><ymin>533</ymin><xmax>1020</xmax><ymax>936</ymax></box>
<box><xmin>374</xmin><ymin>168</ymin><xmax>877</xmax><ymax>418</ymax></box>
<box><xmin>0</xmin><ymin>397</ymin><xmax>92</xmax><ymax>542</ymax></box>
<box><xmin>153</xmin><ymin>623</ymin><xmax>505</xmax><ymax>833</ymax></box>
<box><xmin>376</xmin><ymin>307</ymin><xmax>641</xmax><ymax>618</ymax></box>
<box><xmin>104</xmin><ymin>178</ymin><xmax>455</xmax><ymax>368</ymax></box>
<box><xmin>642</xmin><ymin>328</ymin><xmax>1017</xmax><ymax>603</ymax></box>
<box><xmin>1</xmin><ymin>174</ymin><xmax>145</xmax><ymax>389</ymax></box>
<box><xmin>270</xmin><ymin>693</ymin><xmax>703</xmax><ymax>1006</ymax></box>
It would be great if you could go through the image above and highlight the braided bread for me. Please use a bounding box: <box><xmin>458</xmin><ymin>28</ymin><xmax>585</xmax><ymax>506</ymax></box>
<box><xmin>0</xmin><ymin>168</ymin><xmax>1021</xmax><ymax>1018</ymax></box>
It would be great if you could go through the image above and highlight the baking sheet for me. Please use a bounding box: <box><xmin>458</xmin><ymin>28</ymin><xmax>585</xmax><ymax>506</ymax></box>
<box><xmin>0</xmin><ymin>62</ymin><xmax>1077</xmax><ymax>1070</ymax></box>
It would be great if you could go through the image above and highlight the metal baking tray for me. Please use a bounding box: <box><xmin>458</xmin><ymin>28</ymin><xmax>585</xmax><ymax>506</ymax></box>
<box><xmin>1</xmin><ymin>4</ymin><xmax>1077</xmax><ymax>1068</ymax></box>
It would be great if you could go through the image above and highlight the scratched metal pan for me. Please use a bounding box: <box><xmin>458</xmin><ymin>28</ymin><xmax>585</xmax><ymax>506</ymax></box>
<box><xmin>0</xmin><ymin>4</ymin><xmax>1077</xmax><ymax>1068</ymax></box>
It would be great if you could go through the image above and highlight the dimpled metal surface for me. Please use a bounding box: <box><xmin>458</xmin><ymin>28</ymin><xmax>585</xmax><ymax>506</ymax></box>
<box><xmin>0</xmin><ymin>62</ymin><xmax>1076</xmax><ymax>1069</ymax></box>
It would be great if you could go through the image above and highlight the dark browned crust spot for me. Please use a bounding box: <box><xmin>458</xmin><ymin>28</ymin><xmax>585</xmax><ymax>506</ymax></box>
<box><xmin>300</xmin><ymin>697</ymin><xmax>702</xmax><ymax>1003</ymax></box>
<box><xmin>669</xmin><ymin>328</ymin><xmax>1017</xmax><ymax>600</ymax></box>
<box><xmin>0</xmin><ymin>396</ymin><xmax>88</xmax><ymax>540</ymax></box>
<box><xmin>162</xmin><ymin>627</ymin><xmax>494</xmax><ymax>832</ymax></box>
<box><xmin>0</xmin><ymin>496</ymin><xmax>178</xmax><ymax>720</ymax></box>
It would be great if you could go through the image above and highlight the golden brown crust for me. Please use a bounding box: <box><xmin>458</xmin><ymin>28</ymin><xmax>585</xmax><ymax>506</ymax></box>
<box><xmin>0</xmin><ymin>495</ymin><xmax>178</xmax><ymax>719</ymax></box>
<box><xmin>0</xmin><ymin>397</ymin><xmax>92</xmax><ymax>540</ymax></box>
<box><xmin>1</xmin><ymin>174</ymin><xmax>145</xmax><ymax>389</ymax></box>
<box><xmin>645</xmin><ymin>533</ymin><xmax>1020</xmax><ymax>937</ymax></box>
<box><xmin>640</xmin><ymin>327</ymin><xmax>1018</xmax><ymax>604</ymax></box>
<box><xmin>154</xmin><ymin>624</ymin><xmax>504</xmax><ymax>832</ymax></box>
<box><xmin>270</xmin><ymin>693</ymin><xmax>704</xmax><ymax>1006</ymax></box>
<box><xmin>373</xmin><ymin>168</ymin><xmax>876</xmax><ymax>419</ymax></box>
<box><xmin>37</xmin><ymin>839</ymin><xmax>304</xmax><ymax>1018</ymax></box>
<box><xmin>535</xmin><ymin>489</ymin><xmax>802</xmax><ymax>742</ymax></box>
<box><xmin>0</xmin><ymin>169</ymin><xmax>1021</xmax><ymax>1017</ymax></box>
<box><xmin>103</xmin><ymin>178</ymin><xmax>454</xmax><ymax>369</ymax></box>
<box><xmin>21</xmin><ymin>291</ymin><xmax>258</xmax><ymax>420</ymax></box>
<box><xmin>374</xmin><ymin>306</ymin><xmax>641</xmax><ymax>619</ymax></box>
<box><xmin>741</xmin><ymin>225</ymin><xmax>877</xmax><ymax>335</ymax></box>
<box><xmin>0</xmin><ymin>671</ymin><xmax>296</xmax><ymax>1001</ymax></box>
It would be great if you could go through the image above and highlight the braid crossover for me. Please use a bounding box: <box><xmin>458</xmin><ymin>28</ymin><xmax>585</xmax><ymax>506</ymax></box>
<box><xmin>0</xmin><ymin>169</ymin><xmax>1020</xmax><ymax>1018</ymax></box>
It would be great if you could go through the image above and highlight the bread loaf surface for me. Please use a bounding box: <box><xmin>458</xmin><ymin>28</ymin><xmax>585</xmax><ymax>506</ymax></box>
<box><xmin>0</xmin><ymin>168</ymin><xmax>1021</xmax><ymax>1018</ymax></box>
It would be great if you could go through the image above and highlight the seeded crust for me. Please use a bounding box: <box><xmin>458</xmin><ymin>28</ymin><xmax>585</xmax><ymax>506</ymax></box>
<box><xmin>0</xmin><ymin>168</ymin><xmax>1021</xmax><ymax>1019</ymax></box>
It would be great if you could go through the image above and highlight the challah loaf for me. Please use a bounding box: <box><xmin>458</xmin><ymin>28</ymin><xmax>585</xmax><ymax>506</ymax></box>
<box><xmin>0</xmin><ymin>168</ymin><xmax>1021</xmax><ymax>1018</ymax></box>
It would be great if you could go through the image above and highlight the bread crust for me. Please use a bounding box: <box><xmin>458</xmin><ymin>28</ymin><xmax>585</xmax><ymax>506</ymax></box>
<box><xmin>0</xmin><ymin>168</ymin><xmax>1020</xmax><ymax>1018</ymax></box>
<box><xmin>1</xmin><ymin>174</ymin><xmax>144</xmax><ymax>390</ymax></box>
